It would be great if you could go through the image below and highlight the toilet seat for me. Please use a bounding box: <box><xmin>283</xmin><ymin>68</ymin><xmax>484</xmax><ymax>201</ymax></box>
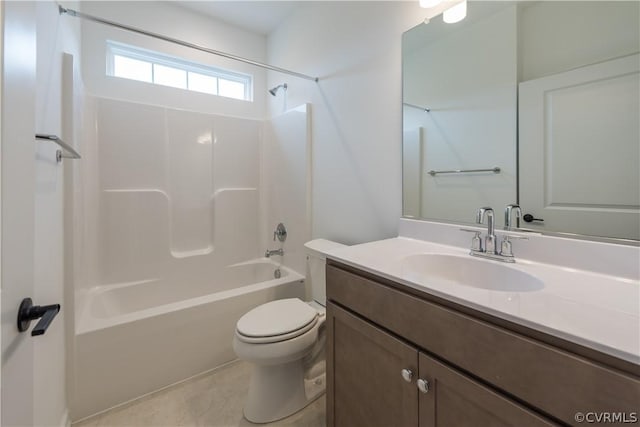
<box><xmin>236</xmin><ymin>298</ymin><xmax>319</xmax><ymax>344</ymax></box>
<box><xmin>236</xmin><ymin>317</ymin><xmax>318</xmax><ymax>344</ymax></box>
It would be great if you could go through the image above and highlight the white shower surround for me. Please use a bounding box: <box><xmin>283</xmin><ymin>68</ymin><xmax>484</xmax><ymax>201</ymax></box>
<box><xmin>81</xmin><ymin>97</ymin><xmax>267</xmax><ymax>287</ymax></box>
<box><xmin>72</xmin><ymin>97</ymin><xmax>311</xmax><ymax>419</ymax></box>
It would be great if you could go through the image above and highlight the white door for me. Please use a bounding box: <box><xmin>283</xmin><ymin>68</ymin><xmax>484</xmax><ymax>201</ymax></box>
<box><xmin>519</xmin><ymin>54</ymin><xmax>640</xmax><ymax>240</ymax></box>
<box><xmin>1</xmin><ymin>2</ymin><xmax>37</xmax><ymax>425</ymax></box>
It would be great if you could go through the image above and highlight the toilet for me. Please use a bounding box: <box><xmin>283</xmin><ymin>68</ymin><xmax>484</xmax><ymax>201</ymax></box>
<box><xmin>233</xmin><ymin>239</ymin><xmax>345</xmax><ymax>423</ymax></box>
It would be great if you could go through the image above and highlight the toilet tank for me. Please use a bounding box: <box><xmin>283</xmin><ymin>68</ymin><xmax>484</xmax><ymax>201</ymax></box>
<box><xmin>304</xmin><ymin>239</ymin><xmax>346</xmax><ymax>306</ymax></box>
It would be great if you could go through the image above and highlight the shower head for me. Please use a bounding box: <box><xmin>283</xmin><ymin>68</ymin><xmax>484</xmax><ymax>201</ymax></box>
<box><xmin>269</xmin><ymin>83</ymin><xmax>288</xmax><ymax>96</ymax></box>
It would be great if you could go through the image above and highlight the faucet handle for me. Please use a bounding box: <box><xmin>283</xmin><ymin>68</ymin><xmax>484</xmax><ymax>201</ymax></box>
<box><xmin>499</xmin><ymin>233</ymin><xmax>528</xmax><ymax>258</ymax></box>
<box><xmin>460</xmin><ymin>228</ymin><xmax>483</xmax><ymax>252</ymax></box>
<box><xmin>500</xmin><ymin>237</ymin><xmax>514</xmax><ymax>257</ymax></box>
<box><xmin>273</xmin><ymin>223</ymin><xmax>287</xmax><ymax>242</ymax></box>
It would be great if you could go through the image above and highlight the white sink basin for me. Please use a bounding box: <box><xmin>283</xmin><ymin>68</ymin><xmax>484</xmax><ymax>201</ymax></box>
<box><xmin>401</xmin><ymin>253</ymin><xmax>544</xmax><ymax>292</ymax></box>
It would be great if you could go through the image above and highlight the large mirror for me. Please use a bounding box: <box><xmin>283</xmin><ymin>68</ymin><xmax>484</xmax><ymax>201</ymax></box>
<box><xmin>402</xmin><ymin>1</ymin><xmax>639</xmax><ymax>241</ymax></box>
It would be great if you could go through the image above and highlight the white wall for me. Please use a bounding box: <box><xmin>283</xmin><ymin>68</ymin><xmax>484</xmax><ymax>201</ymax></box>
<box><xmin>79</xmin><ymin>1</ymin><xmax>267</xmax><ymax>119</ymax></box>
<box><xmin>267</xmin><ymin>2</ymin><xmax>425</xmax><ymax>245</ymax></box>
<box><xmin>34</xmin><ymin>1</ymin><xmax>81</xmax><ymax>425</ymax></box>
<box><xmin>519</xmin><ymin>1</ymin><xmax>640</xmax><ymax>82</ymax></box>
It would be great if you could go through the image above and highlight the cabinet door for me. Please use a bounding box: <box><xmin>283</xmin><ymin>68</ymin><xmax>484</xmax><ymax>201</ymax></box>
<box><xmin>327</xmin><ymin>302</ymin><xmax>419</xmax><ymax>427</ymax></box>
<box><xmin>418</xmin><ymin>353</ymin><xmax>556</xmax><ymax>427</ymax></box>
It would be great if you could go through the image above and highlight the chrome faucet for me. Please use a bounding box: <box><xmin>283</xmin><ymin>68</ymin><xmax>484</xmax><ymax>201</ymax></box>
<box><xmin>504</xmin><ymin>204</ymin><xmax>522</xmax><ymax>230</ymax></box>
<box><xmin>265</xmin><ymin>248</ymin><xmax>284</xmax><ymax>258</ymax></box>
<box><xmin>462</xmin><ymin>205</ymin><xmax>528</xmax><ymax>263</ymax></box>
<box><xmin>502</xmin><ymin>204</ymin><xmax>523</xmax><ymax>258</ymax></box>
<box><xmin>476</xmin><ymin>207</ymin><xmax>497</xmax><ymax>255</ymax></box>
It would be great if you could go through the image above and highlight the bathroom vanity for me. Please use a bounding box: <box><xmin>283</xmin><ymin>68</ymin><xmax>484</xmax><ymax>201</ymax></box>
<box><xmin>325</xmin><ymin>232</ymin><xmax>640</xmax><ymax>427</ymax></box>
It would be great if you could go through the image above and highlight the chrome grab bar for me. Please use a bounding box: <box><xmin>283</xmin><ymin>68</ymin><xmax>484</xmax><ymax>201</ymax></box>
<box><xmin>403</xmin><ymin>102</ymin><xmax>431</xmax><ymax>113</ymax></box>
<box><xmin>427</xmin><ymin>167</ymin><xmax>500</xmax><ymax>176</ymax></box>
<box><xmin>35</xmin><ymin>134</ymin><xmax>81</xmax><ymax>162</ymax></box>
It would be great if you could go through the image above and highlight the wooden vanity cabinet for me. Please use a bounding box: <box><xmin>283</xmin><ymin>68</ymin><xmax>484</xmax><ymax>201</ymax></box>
<box><xmin>328</xmin><ymin>302</ymin><xmax>554</xmax><ymax>427</ymax></box>
<box><xmin>326</xmin><ymin>261</ymin><xmax>640</xmax><ymax>427</ymax></box>
<box><xmin>328</xmin><ymin>302</ymin><xmax>418</xmax><ymax>427</ymax></box>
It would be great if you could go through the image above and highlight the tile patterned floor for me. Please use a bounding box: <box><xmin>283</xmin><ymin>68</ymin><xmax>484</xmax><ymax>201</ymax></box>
<box><xmin>73</xmin><ymin>361</ymin><xmax>326</xmax><ymax>427</ymax></box>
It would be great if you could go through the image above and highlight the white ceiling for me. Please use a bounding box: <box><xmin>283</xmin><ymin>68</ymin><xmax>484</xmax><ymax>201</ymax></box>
<box><xmin>174</xmin><ymin>1</ymin><xmax>301</xmax><ymax>36</ymax></box>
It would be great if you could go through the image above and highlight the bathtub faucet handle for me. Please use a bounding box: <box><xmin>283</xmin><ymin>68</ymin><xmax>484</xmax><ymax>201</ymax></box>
<box><xmin>273</xmin><ymin>223</ymin><xmax>287</xmax><ymax>242</ymax></box>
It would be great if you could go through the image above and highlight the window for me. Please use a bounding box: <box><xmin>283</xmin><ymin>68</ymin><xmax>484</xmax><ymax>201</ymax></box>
<box><xmin>106</xmin><ymin>41</ymin><xmax>253</xmax><ymax>101</ymax></box>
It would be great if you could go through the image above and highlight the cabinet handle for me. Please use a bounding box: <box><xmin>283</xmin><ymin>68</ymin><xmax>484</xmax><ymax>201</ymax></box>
<box><xmin>417</xmin><ymin>378</ymin><xmax>429</xmax><ymax>393</ymax></box>
<box><xmin>401</xmin><ymin>369</ymin><xmax>413</xmax><ymax>383</ymax></box>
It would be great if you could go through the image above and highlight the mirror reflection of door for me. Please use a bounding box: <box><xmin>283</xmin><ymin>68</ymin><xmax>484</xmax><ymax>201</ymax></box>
<box><xmin>519</xmin><ymin>54</ymin><xmax>639</xmax><ymax>240</ymax></box>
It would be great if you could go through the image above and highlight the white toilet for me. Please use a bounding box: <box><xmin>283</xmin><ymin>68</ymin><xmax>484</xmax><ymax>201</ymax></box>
<box><xmin>233</xmin><ymin>239</ymin><xmax>345</xmax><ymax>423</ymax></box>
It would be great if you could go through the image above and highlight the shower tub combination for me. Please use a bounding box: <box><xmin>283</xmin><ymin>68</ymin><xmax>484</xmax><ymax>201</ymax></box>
<box><xmin>71</xmin><ymin>90</ymin><xmax>312</xmax><ymax>420</ymax></box>
<box><xmin>73</xmin><ymin>259</ymin><xmax>305</xmax><ymax>420</ymax></box>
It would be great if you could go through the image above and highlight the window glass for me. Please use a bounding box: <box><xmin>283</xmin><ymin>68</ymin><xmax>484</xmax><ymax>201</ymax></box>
<box><xmin>219</xmin><ymin>79</ymin><xmax>246</xmax><ymax>100</ymax></box>
<box><xmin>113</xmin><ymin>55</ymin><xmax>152</xmax><ymax>83</ymax></box>
<box><xmin>154</xmin><ymin>64</ymin><xmax>187</xmax><ymax>89</ymax></box>
<box><xmin>188</xmin><ymin>72</ymin><xmax>218</xmax><ymax>95</ymax></box>
<box><xmin>107</xmin><ymin>41</ymin><xmax>252</xmax><ymax>101</ymax></box>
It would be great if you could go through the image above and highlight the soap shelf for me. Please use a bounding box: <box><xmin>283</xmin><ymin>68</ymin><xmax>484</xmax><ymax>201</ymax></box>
<box><xmin>35</xmin><ymin>134</ymin><xmax>81</xmax><ymax>163</ymax></box>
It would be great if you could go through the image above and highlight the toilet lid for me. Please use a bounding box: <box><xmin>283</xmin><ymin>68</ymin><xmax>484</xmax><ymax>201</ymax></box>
<box><xmin>236</xmin><ymin>298</ymin><xmax>318</xmax><ymax>338</ymax></box>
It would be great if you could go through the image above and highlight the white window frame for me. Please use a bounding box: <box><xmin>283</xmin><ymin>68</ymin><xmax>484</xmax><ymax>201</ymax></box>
<box><xmin>106</xmin><ymin>41</ymin><xmax>253</xmax><ymax>101</ymax></box>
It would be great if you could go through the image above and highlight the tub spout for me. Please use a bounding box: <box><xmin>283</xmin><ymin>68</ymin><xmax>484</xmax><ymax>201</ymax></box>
<box><xmin>265</xmin><ymin>248</ymin><xmax>284</xmax><ymax>258</ymax></box>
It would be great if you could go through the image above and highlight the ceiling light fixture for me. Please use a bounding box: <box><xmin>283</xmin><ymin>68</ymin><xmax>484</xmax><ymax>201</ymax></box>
<box><xmin>421</xmin><ymin>0</ymin><xmax>467</xmax><ymax>25</ymax></box>
<box><xmin>443</xmin><ymin>0</ymin><xmax>467</xmax><ymax>23</ymax></box>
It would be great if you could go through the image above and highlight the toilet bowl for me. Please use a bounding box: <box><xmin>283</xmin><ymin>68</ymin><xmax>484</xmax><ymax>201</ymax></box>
<box><xmin>233</xmin><ymin>239</ymin><xmax>345</xmax><ymax>423</ymax></box>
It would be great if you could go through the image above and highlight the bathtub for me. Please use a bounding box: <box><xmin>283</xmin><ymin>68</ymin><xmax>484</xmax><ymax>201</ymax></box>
<box><xmin>72</xmin><ymin>259</ymin><xmax>305</xmax><ymax>420</ymax></box>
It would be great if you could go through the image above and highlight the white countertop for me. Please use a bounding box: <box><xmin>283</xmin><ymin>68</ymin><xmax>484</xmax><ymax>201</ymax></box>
<box><xmin>327</xmin><ymin>237</ymin><xmax>640</xmax><ymax>365</ymax></box>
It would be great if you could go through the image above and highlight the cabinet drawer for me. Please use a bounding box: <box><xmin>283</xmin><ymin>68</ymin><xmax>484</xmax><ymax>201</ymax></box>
<box><xmin>327</xmin><ymin>264</ymin><xmax>640</xmax><ymax>426</ymax></box>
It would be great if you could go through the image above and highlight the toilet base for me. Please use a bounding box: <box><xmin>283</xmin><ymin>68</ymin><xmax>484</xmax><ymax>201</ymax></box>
<box><xmin>243</xmin><ymin>360</ymin><xmax>325</xmax><ymax>424</ymax></box>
